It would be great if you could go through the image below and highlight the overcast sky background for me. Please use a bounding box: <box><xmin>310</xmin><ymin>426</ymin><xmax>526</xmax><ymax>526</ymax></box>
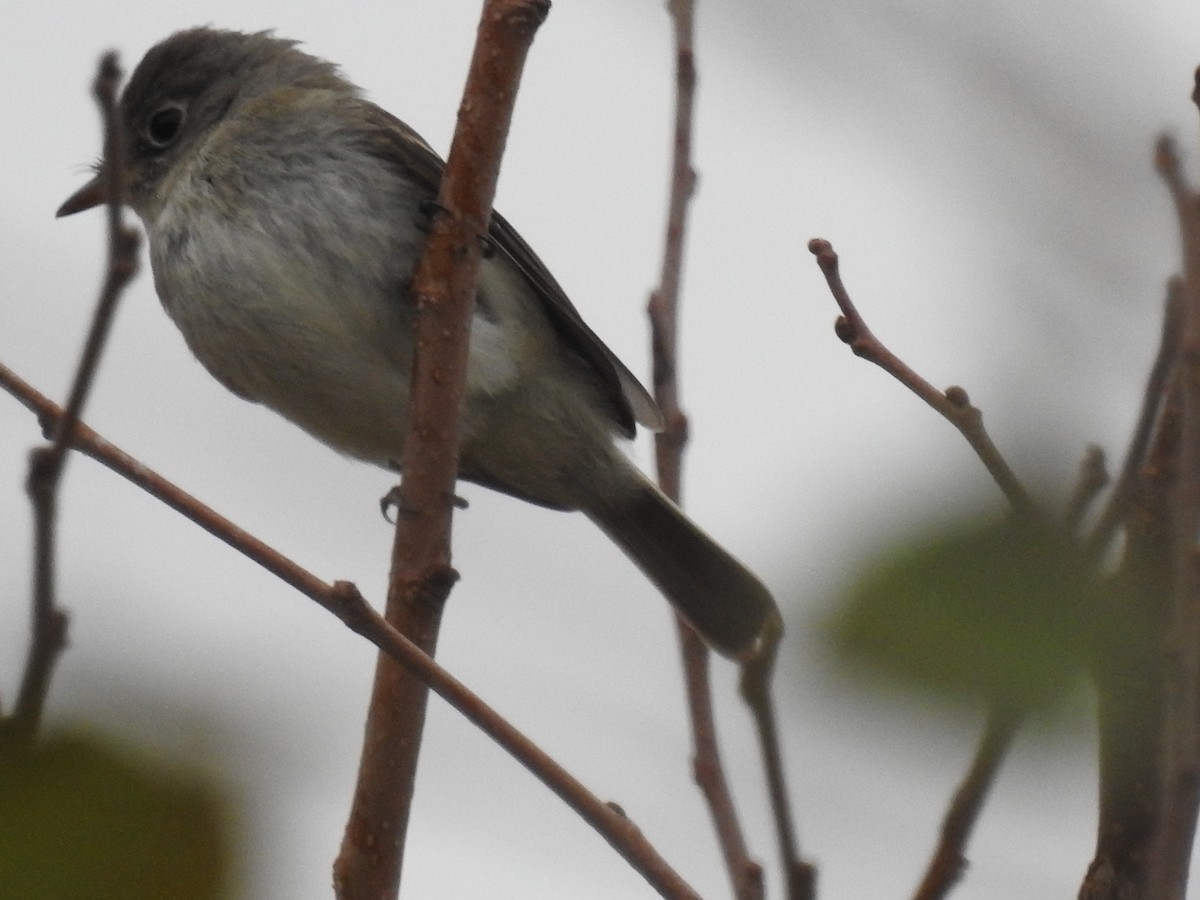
<box><xmin>4</xmin><ymin>1</ymin><xmax>1200</xmax><ymax>898</ymax></box>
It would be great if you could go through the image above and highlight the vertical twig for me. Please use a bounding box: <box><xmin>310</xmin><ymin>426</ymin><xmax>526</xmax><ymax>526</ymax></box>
<box><xmin>740</xmin><ymin>636</ymin><xmax>816</xmax><ymax>900</ymax></box>
<box><xmin>1064</xmin><ymin>445</ymin><xmax>1109</xmax><ymax>535</ymax></box>
<box><xmin>0</xmin><ymin>52</ymin><xmax>140</xmax><ymax>753</ymax></box>
<box><xmin>1085</xmin><ymin>280</ymin><xmax>1183</xmax><ymax>560</ymax></box>
<box><xmin>334</xmin><ymin>3</ymin><xmax>550</xmax><ymax>898</ymax></box>
<box><xmin>647</xmin><ymin>2</ymin><xmax>769</xmax><ymax>898</ymax></box>
<box><xmin>1078</xmin><ymin>281</ymin><xmax>1183</xmax><ymax>900</ymax></box>
<box><xmin>1144</xmin><ymin>87</ymin><xmax>1200</xmax><ymax>898</ymax></box>
<box><xmin>1080</xmin><ymin>380</ymin><xmax>1177</xmax><ymax>900</ymax></box>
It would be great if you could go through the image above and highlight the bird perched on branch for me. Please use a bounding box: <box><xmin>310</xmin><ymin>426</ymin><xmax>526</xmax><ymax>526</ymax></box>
<box><xmin>59</xmin><ymin>27</ymin><xmax>777</xmax><ymax>658</ymax></box>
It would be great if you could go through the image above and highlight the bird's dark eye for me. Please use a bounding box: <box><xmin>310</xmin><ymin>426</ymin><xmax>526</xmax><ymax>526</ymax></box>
<box><xmin>144</xmin><ymin>105</ymin><xmax>185</xmax><ymax>149</ymax></box>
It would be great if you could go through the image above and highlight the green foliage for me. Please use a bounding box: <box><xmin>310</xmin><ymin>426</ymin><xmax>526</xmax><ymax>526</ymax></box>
<box><xmin>827</xmin><ymin>517</ymin><xmax>1101</xmax><ymax>714</ymax></box>
<box><xmin>0</xmin><ymin>733</ymin><xmax>233</xmax><ymax>899</ymax></box>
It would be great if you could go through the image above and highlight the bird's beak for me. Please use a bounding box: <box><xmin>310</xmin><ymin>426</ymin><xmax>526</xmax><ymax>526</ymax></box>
<box><xmin>56</xmin><ymin>172</ymin><xmax>109</xmax><ymax>217</ymax></box>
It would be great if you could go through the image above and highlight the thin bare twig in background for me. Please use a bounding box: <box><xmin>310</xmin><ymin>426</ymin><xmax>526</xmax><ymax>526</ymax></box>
<box><xmin>807</xmin><ymin>237</ymin><xmax>1035</xmax><ymax>899</ymax></box>
<box><xmin>335</xmin><ymin>2</ymin><xmax>551</xmax><ymax>897</ymax></box>
<box><xmin>0</xmin><ymin>52</ymin><xmax>140</xmax><ymax>753</ymax></box>
<box><xmin>646</xmin><ymin>2</ymin><xmax>767</xmax><ymax>898</ymax></box>
<box><xmin>0</xmin><ymin>360</ymin><xmax>705</xmax><ymax>900</ymax></box>
<box><xmin>1085</xmin><ymin>279</ymin><xmax>1183</xmax><ymax>559</ymax></box>
<box><xmin>910</xmin><ymin>711</ymin><xmax>1017</xmax><ymax>900</ymax></box>
<box><xmin>1064</xmin><ymin>445</ymin><xmax>1109</xmax><ymax>535</ymax></box>
<box><xmin>740</xmin><ymin>637</ymin><xmax>816</xmax><ymax>900</ymax></box>
<box><xmin>807</xmin><ymin>238</ymin><xmax>1034</xmax><ymax>515</ymax></box>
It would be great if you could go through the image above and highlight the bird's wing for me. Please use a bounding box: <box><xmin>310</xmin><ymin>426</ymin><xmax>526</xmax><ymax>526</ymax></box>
<box><xmin>356</xmin><ymin>100</ymin><xmax>663</xmax><ymax>438</ymax></box>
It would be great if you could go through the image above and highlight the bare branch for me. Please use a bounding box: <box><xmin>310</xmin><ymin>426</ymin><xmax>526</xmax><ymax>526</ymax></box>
<box><xmin>1065</xmin><ymin>445</ymin><xmax>1109</xmax><ymax>535</ymax></box>
<box><xmin>1</xmin><ymin>52</ymin><xmax>140</xmax><ymax>753</ymax></box>
<box><xmin>740</xmin><ymin>628</ymin><xmax>817</xmax><ymax>900</ymax></box>
<box><xmin>47</xmin><ymin>54</ymin><xmax>141</xmax><ymax>467</ymax></box>
<box><xmin>1086</xmin><ymin>280</ymin><xmax>1183</xmax><ymax>559</ymax></box>
<box><xmin>1145</xmin><ymin>80</ymin><xmax>1200</xmax><ymax>899</ymax></box>
<box><xmin>1082</xmin><ymin>377</ymin><xmax>1177</xmax><ymax>900</ymax></box>
<box><xmin>676</xmin><ymin>627</ymin><xmax>765</xmax><ymax>900</ymax></box>
<box><xmin>647</xmin><ymin>2</ymin><xmax>770</xmax><ymax>898</ymax></box>
<box><xmin>807</xmin><ymin>237</ymin><xmax>1034</xmax><ymax>899</ymax></box>
<box><xmin>336</xmin><ymin>3</ymin><xmax>552</xmax><ymax>897</ymax></box>
<box><xmin>808</xmin><ymin>238</ymin><xmax>1034</xmax><ymax>515</ymax></box>
<box><xmin>910</xmin><ymin>711</ymin><xmax>1017</xmax><ymax>900</ymax></box>
<box><xmin>0</xmin><ymin>360</ymin><xmax>705</xmax><ymax>900</ymax></box>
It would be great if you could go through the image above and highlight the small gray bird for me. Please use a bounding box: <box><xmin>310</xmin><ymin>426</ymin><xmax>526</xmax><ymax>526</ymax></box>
<box><xmin>58</xmin><ymin>27</ymin><xmax>776</xmax><ymax>658</ymax></box>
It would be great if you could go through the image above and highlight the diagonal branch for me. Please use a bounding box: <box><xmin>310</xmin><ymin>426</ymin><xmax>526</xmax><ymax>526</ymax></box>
<box><xmin>808</xmin><ymin>237</ymin><xmax>1033</xmax><ymax>900</ymax></box>
<box><xmin>0</xmin><ymin>360</ymin><xmax>705</xmax><ymax>900</ymax></box>
<box><xmin>910</xmin><ymin>710</ymin><xmax>1017</xmax><ymax>900</ymax></box>
<box><xmin>807</xmin><ymin>238</ymin><xmax>1033</xmax><ymax>515</ymax></box>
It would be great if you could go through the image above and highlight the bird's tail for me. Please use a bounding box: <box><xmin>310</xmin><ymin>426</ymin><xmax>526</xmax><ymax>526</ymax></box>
<box><xmin>585</xmin><ymin>478</ymin><xmax>778</xmax><ymax>659</ymax></box>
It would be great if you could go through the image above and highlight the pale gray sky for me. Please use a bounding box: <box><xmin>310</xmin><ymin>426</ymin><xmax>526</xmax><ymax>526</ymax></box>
<box><xmin>3</xmin><ymin>2</ymin><xmax>1199</xmax><ymax>898</ymax></box>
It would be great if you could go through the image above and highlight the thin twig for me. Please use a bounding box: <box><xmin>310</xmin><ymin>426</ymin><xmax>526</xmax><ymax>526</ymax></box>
<box><xmin>335</xmin><ymin>3</ymin><xmax>551</xmax><ymax>897</ymax></box>
<box><xmin>910</xmin><ymin>711</ymin><xmax>1017</xmax><ymax>900</ymax></box>
<box><xmin>647</xmin><ymin>2</ymin><xmax>766</xmax><ymax>898</ymax></box>
<box><xmin>0</xmin><ymin>361</ymin><xmax>705</xmax><ymax>900</ymax></box>
<box><xmin>740</xmin><ymin>631</ymin><xmax>817</xmax><ymax>900</ymax></box>
<box><xmin>1085</xmin><ymin>279</ymin><xmax>1183</xmax><ymax>559</ymax></box>
<box><xmin>1</xmin><ymin>53</ymin><xmax>139</xmax><ymax>753</ymax></box>
<box><xmin>47</xmin><ymin>54</ymin><xmax>140</xmax><ymax>466</ymax></box>
<box><xmin>807</xmin><ymin>238</ymin><xmax>1034</xmax><ymax>515</ymax></box>
<box><xmin>676</xmin><ymin>625</ymin><xmax>765</xmax><ymax>899</ymax></box>
<box><xmin>1064</xmin><ymin>445</ymin><xmax>1109</xmax><ymax>535</ymax></box>
<box><xmin>807</xmin><ymin>237</ymin><xmax>1030</xmax><ymax>900</ymax></box>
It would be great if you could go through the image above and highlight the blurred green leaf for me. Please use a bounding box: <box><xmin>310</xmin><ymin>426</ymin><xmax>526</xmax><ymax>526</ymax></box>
<box><xmin>827</xmin><ymin>517</ymin><xmax>1100</xmax><ymax>713</ymax></box>
<box><xmin>0</xmin><ymin>732</ymin><xmax>233</xmax><ymax>899</ymax></box>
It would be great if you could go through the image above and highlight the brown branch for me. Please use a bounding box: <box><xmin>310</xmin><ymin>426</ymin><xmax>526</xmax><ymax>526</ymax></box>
<box><xmin>0</xmin><ymin>361</ymin><xmax>705</xmax><ymax>900</ymax></box>
<box><xmin>646</xmin><ymin>2</ymin><xmax>767</xmax><ymax>899</ymax></box>
<box><xmin>807</xmin><ymin>237</ymin><xmax>1035</xmax><ymax>900</ymax></box>
<box><xmin>910</xmin><ymin>711</ymin><xmax>1018</xmax><ymax>900</ymax></box>
<box><xmin>674</xmin><ymin>625</ymin><xmax>765</xmax><ymax>899</ymax></box>
<box><xmin>1081</xmin><ymin>380</ymin><xmax>1177</xmax><ymax>900</ymax></box>
<box><xmin>740</xmin><ymin>633</ymin><xmax>817</xmax><ymax>900</ymax></box>
<box><xmin>0</xmin><ymin>52</ymin><xmax>140</xmax><ymax>754</ymax></box>
<box><xmin>807</xmin><ymin>238</ymin><xmax>1034</xmax><ymax>515</ymax></box>
<box><xmin>1085</xmin><ymin>279</ymin><xmax>1183</xmax><ymax>560</ymax></box>
<box><xmin>1145</xmin><ymin>92</ymin><xmax>1200</xmax><ymax>899</ymax></box>
<box><xmin>46</xmin><ymin>57</ymin><xmax>140</xmax><ymax>468</ymax></box>
<box><xmin>334</xmin><ymin>3</ymin><xmax>551</xmax><ymax>897</ymax></box>
<box><xmin>1064</xmin><ymin>445</ymin><xmax>1109</xmax><ymax>535</ymax></box>
<box><xmin>1076</xmin><ymin>148</ymin><xmax>1197</xmax><ymax>900</ymax></box>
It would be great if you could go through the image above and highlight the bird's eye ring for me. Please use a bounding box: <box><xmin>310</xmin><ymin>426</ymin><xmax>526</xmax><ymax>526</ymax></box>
<box><xmin>144</xmin><ymin>104</ymin><xmax>186</xmax><ymax>150</ymax></box>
